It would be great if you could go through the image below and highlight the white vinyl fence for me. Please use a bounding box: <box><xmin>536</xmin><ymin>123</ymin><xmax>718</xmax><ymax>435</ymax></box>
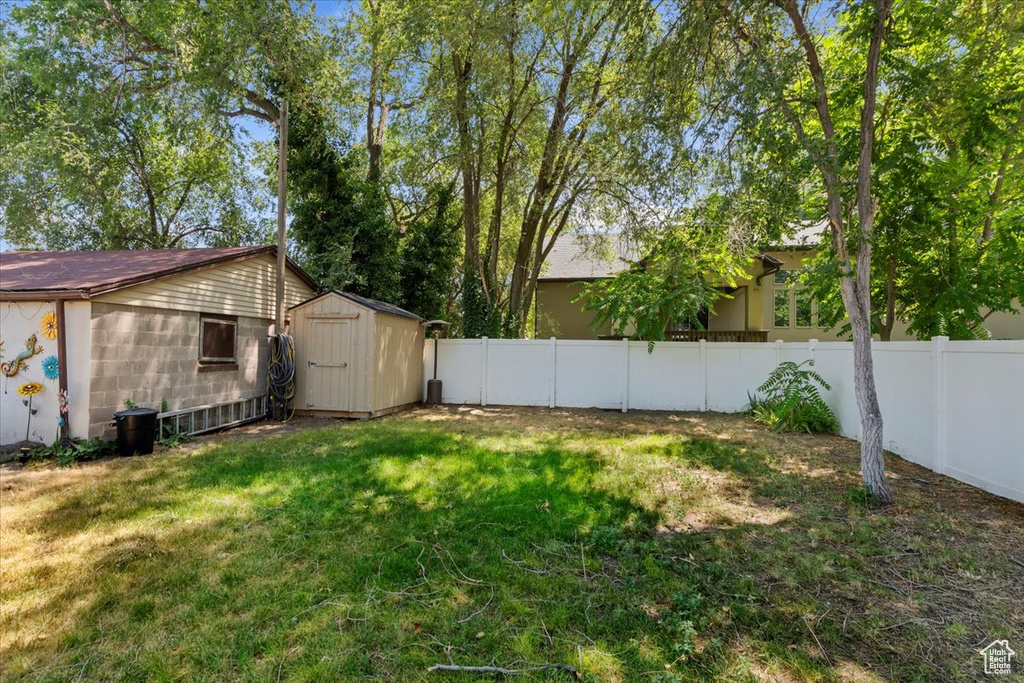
<box><xmin>423</xmin><ymin>337</ymin><xmax>1024</xmax><ymax>504</ymax></box>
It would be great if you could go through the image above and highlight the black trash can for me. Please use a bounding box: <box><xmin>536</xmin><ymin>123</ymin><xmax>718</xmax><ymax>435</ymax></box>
<box><xmin>114</xmin><ymin>407</ymin><xmax>159</xmax><ymax>456</ymax></box>
<box><xmin>426</xmin><ymin>379</ymin><xmax>443</xmax><ymax>406</ymax></box>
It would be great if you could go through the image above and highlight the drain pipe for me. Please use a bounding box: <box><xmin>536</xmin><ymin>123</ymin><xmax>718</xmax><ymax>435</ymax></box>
<box><xmin>274</xmin><ymin>99</ymin><xmax>289</xmax><ymax>334</ymax></box>
<box><xmin>755</xmin><ymin>252</ymin><xmax>783</xmax><ymax>285</ymax></box>
<box><xmin>268</xmin><ymin>99</ymin><xmax>294</xmax><ymax>422</ymax></box>
<box><xmin>54</xmin><ymin>298</ymin><xmax>71</xmax><ymax>447</ymax></box>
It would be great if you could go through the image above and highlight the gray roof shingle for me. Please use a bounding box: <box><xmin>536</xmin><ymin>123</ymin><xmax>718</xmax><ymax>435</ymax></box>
<box><xmin>538</xmin><ymin>222</ymin><xmax>827</xmax><ymax>281</ymax></box>
<box><xmin>539</xmin><ymin>234</ymin><xmax>638</xmax><ymax>281</ymax></box>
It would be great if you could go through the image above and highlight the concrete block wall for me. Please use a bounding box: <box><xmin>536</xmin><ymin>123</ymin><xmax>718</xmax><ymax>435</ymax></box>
<box><xmin>89</xmin><ymin>303</ymin><xmax>269</xmax><ymax>438</ymax></box>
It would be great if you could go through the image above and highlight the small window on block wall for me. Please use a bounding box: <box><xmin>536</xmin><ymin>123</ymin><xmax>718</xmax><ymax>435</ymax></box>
<box><xmin>199</xmin><ymin>314</ymin><xmax>237</xmax><ymax>364</ymax></box>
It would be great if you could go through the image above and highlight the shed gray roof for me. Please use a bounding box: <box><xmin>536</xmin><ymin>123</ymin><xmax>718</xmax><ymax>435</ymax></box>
<box><xmin>538</xmin><ymin>222</ymin><xmax>827</xmax><ymax>282</ymax></box>
<box><xmin>291</xmin><ymin>290</ymin><xmax>423</xmax><ymax>321</ymax></box>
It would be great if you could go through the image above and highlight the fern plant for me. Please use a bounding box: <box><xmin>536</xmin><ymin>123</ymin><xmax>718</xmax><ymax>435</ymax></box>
<box><xmin>748</xmin><ymin>360</ymin><xmax>839</xmax><ymax>434</ymax></box>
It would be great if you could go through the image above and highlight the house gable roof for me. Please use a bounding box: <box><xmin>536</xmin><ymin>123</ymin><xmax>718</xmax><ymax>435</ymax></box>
<box><xmin>538</xmin><ymin>222</ymin><xmax>828</xmax><ymax>282</ymax></box>
<box><xmin>0</xmin><ymin>246</ymin><xmax>318</xmax><ymax>299</ymax></box>
<box><xmin>290</xmin><ymin>290</ymin><xmax>423</xmax><ymax>321</ymax></box>
<box><xmin>540</xmin><ymin>234</ymin><xmax>638</xmax><ymax>281</ymax></box>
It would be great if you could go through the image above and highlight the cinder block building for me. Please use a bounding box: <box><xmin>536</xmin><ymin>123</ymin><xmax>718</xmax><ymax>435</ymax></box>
<box><xmin>0</xmin><ymin>247</ymin><xmax>316</xmax><ymax>445</ymax></box>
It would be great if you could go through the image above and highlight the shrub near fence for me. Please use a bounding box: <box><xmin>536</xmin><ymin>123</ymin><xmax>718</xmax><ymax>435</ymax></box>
<box><xmin>423</xmin><ymin>337</ymin><xmax>1024</xmax><ymax>504</ymax></box>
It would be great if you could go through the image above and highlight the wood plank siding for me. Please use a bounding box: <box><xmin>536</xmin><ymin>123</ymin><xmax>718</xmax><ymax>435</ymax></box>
<box><xmin>372</xmin><ymin>313</ymin><xmax>425</xmax><ymax>413</ymax></box>
<box><xmin>94</xmin><ymin>253</ymin><xmax>314</xmax><ymax>320</ymax></box>
<box><xmin>291</xmin><ymin>293</ymin><xmax>374</xmax><ymax>413</ymax></box>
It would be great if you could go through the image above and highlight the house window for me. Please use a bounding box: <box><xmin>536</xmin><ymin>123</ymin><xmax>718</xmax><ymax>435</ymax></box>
<box><xmin>668</xmin><ymin>307</ymin><xmax>710</xmax><ymax>331</ymax></box>
<box><xmin>773</xmin><ymin>270</ymin><xmax>817</xmax><ymax>328</ymax></box>
<box><xmin>199</xmin><ymin>314</ymin><xmax>237</xmax><ymax>363</ymax></box>
<box><xmin>773</xmin><ymin>289</ymin><xmax>791</xmax><ymax>327</ymax></box>
<box><xmin>795</xmin><ymin>289</ymin><xmax>813</xmax><ymax>327</ymax></box>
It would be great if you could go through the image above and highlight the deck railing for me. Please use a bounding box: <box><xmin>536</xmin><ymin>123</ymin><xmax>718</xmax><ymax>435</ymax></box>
<box><xmin>664</xmin><ymin>330</ymin><xmax>769</xmax><ymax>342</ymax></box>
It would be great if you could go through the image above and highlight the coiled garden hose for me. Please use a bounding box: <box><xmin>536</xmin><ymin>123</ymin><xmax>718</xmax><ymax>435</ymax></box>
<box><xmin>267</xmin><ymin>333</ymin><xmax>295</xmax><ymax>421</ymax></box>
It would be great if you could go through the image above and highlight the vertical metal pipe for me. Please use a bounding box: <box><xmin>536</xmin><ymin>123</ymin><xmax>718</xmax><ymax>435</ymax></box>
<box><xmin>54</xmin><ymin>298</ymin><xmax>71</xmax><ymax>446</ymax></box>
<box><xmin>275</xmin><ymin>99</ymin><xmax>289</xmax><ymax>334</ymax></box>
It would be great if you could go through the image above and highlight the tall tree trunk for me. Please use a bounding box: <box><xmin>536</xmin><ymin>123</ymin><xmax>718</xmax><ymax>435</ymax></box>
<box><xmin>507</xmin><ymin>45</ymin><xmax>577</xmax><ymax>331</ymax></box>
<box><xmin>507</xmin><ymin>94</ymin><xmax>570</xmax><ymax>328</ymax></box>
<box><xmin>453</xmin><ymin>53</ymin><xmax>479</xmax><ymax>275</ymax></box>
<box><xmin>452</xmin><ymin>52</ymin><xmax>487</xmax><ymax>334</ymax></box>
<box><xmin>850</xmin><ymin>0</ymin><xmax>894</xmax><ymax>504</ymax></box>
<box><xmin>983</xmin><ymin>99</ymin><xmax>1024</xmax><ymax>242</ymax></box>
<box><xmin>777</xmin><ymin>0</ymin><xmax>894</xmax><ymax>503</ymax></box>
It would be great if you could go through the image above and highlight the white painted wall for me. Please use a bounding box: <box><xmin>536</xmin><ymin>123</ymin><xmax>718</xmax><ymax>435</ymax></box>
<box><xmin>0</xmin><ymin>300</ymin><xmax>93</xmax><ymax>447</ymax></box>
<box><xmin>64</xmin><ymin>301</ymin><xmax>92</xmax><ymax>440</ymax></box>
<box><xmin>425</xmin><ymin>337</ymin><xmax>1024</xmax><ymax>504</ymax></box>
<box><xmin>1</xmin><ymin>301</ymin><xmax>60</xmax><ymax>445</ymax></box>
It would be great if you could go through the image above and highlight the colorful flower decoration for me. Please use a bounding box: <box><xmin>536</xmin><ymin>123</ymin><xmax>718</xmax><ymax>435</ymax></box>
<box><xmin>58</xmin><ymin>388</ymin><xmax>69</xmax><ymax>414</ymax></box>
<box><xmin>42</xmin><ymin>355</ymin><xmax>60</xmax><ymax>380</ymax></box>
<box><xmin>41</xmin><ymin>311</ymin><xmax>58</xmax><ymax>340</ymax></box>
<box><xmin>17</xmin><ymin>381</ymin><xmax>43</xmax><ymax>397</ymax></box>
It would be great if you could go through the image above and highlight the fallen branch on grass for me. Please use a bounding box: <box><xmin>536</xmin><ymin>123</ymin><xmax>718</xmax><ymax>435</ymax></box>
<box><xmin>427</xmin><ymin>662</ymin><xmax>580</xmax><ymax>678</ymax></box>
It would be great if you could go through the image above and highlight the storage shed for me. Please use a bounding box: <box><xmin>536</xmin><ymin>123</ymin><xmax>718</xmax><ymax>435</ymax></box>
<box><xmin>290</xmin><ymin>291</ymin><xmax>424</xmax><ymax>418</ymax></box>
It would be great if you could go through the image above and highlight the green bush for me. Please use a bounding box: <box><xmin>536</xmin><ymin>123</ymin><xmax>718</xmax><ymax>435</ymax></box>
<box><xmin>748</xmin><ymin>360</ymin><xmax>839</xmax><ymax>434</ymax></box>
<box><xmin>32</xmin><ymin>436</ymin><xmax>115</xmax><ymax>467</ymax></box>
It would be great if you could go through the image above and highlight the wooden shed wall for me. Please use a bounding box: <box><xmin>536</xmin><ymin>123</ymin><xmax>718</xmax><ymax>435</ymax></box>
<box><xmin>291</xmin><ymin>293</ymin><xmax>374</xmax><ymax>413</ymax></box>
<box><xmin>95</xmin><ymin>253</ymin><xmax>313</xmax><ymax>319</ymax></box>
<box><xmin>372</xmin><ymin>313</ymin><xmax>425</xmax><ymax>412</ymax></box>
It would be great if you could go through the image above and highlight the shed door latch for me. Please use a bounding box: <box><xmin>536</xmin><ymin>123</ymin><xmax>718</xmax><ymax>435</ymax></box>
<box><xmin>308</xmin><ymin>360</ymin><xmax>316</xmax><ymax>367</ymax></box>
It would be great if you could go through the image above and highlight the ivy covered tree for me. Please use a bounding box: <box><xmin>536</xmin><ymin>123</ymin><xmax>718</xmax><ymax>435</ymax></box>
<box><xmin>398</xmin><ymin>184</ymin><xmax>461</xmax><ymax>320</ymax></box>
<box><xmin>287</xmin><ymin>106</ymin><xmax>400</xmax><ymax>303</ymax></box>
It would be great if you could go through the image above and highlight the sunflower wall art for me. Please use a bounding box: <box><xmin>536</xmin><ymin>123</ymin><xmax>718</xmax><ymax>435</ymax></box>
<box><xmin>40</xmin><ymin>311</ymin><xmax>58</xmax><ymax>340</ymax></box>
<box><xmin>1</xmin><ymin>303</ymin><xmax>63</xmax><ymax>446</ymax></box>
<box><xmin>17</xmin><ymin>381</ymin><xmax>43</xmax><ymax>443</ymax></box>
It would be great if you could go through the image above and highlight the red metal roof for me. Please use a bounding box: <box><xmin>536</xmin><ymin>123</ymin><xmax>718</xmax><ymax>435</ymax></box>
<box><xmin>0</xmin><ymin>246</ymin><xmax>318</xmax><ymax>298</ymax></box>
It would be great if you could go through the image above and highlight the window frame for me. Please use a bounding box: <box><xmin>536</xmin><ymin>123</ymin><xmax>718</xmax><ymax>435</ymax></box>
<box><xmin>794</xmin><ymin>289</ymin><xmax>814</xmax><ymax>328</ymax></box>
<box><xmin>773</xmin><ymin>269</ymin><xmax>818</xmax><ymax>329</ymax></box>
<box><xmin>773</xmin><ymin>288</ymin><xmax>791</xmax><ymax>328</ymax></box>
<box><xmin>198</xmin><ymin>314</ymin><xmax>238</xmax><ymax>364</ymax></box>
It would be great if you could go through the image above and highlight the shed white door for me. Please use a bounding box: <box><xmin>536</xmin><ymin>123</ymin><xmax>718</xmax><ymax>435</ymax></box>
<box><xmin>305</xmin><ymin>319</ymin><xmax>353</xmax><ymax>411</ymax></box>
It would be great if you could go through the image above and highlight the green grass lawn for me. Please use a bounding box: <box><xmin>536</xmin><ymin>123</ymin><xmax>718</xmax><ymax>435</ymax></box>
<box><xmin>2</xmin><ymin>407</ymin><xmax>1022</xmax><ymax>682</ymax></box>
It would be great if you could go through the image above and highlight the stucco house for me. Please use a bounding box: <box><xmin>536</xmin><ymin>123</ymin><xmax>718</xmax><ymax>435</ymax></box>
<box><xmin>535</xmin><ymin>229</ymin><xmax>1024</xmax><ymax>342</ymax></box>
<box><xmin>0</xmin><ymin>246</ymin><xmax>316</xmax><ymax>447</ymax></box>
